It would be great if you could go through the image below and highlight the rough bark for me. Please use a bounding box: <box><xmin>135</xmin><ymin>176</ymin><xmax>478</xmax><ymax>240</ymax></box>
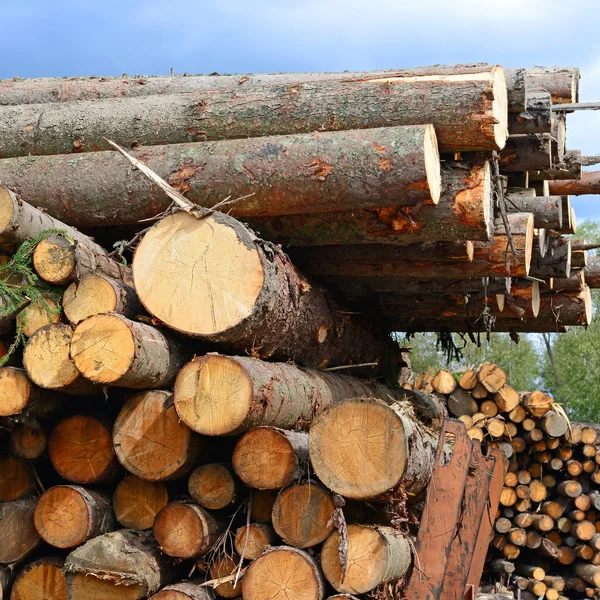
<box><xmin>530</xmin><ymin>237</ymin><xmax>571</xmax><ymax>278</ymax></box>
<box><xmin>9</xmin><ymin>557</ymin><xmax>66</xmax><ymax>600</ymax></box>
<box><xmin>9</xmin><ymin>423</ymin><xmax>47</xmax><ymax>459</ymax></box>
<box><xmin>133</xmin><ymin>211</ymin><xmax>402</xmax><ymax>375</ymax></box>
<box><xmin>0</xmin><ymin>68</ymin><xmax>508</xmax><ymax>157</ymax></box>
<box><xmin>153</xmin><ymin>502</ymin><xmax>220</xmax><ymax>559</ymax></box>
<box><xmin>529</xmin><ymin>150</ymin><xmax>583</xmax><ymax>181</ymax></box>
<box><xmin>0</xmin><ymin>366</ymin><xmax>58</xmax><ymax>418</ymax></box>
<box><xmin>232</xmin><ymin>427</ymin><xmax>308</xmax><ymax>489</ymax></box>
<box><xmin>242</xmin><ymin>546</ymin><xmax>325</xmax><ymax>600</ymax></box>
<box><xmin>309</xmin><ymin>397</ymin><xmax>438</xmax><ymax>499</ymax></box>
<box><xmin>575</xmin><ymin>564</ymin><xmax>600</xmax><ymax>587</ymax></box>
<box><xmin>321</xmin><ymin>525</ymin><xmax>412</xmax><ymax>594</ymax></box>
<box><xmin>48</xmin><ymin>414</ymin><xmax>119</xmax><ymax>484</ymax></box>
<box><xmin>34</xmin><ymin>485</ymin><xmax>114</xmax><ymax>548</ymax></box>
<box><xmin>0</xmin><ymin>125</ymin><xmax>442</xmax><ymax>228</ymax></box>
<box><xmin>503</xmin><ymin>68</ymin><xmax>528</xmax><ymax>112</ymax></box>
<box><xmin>0</xmin><ymin>457</ymin><xmax>35</xmax><ymax>501</ymax></box>
<box><xmin>550</xmin><ymin>172</ymin><xmax>600</xmax><ymax>195</ymax></box>
<box><xmin>188</xmin><ymin>464</ymin><xmax>239</xmax><ymax>510</ymax></box>
<box><xmin>63</xmin><ymin>530</ymin><xmax>172</xmax><ymax>597</ymax></box>
<box><xmin>63</xmin><ymin>274</ymin><xmax>143</xmax><ymax>325</ymax></box>
<box><xmin>113</xmin><ymin>390</ymin><xmax>203</xmax><ymax>481</ymax></box>
<box><xmin>0</xmin><ymin>498</ymin><xmax>40</xmax><ymax>564</ymax></box>
<box><xmin>70</xmin><ymin>314</ymin><xmax>187</xmax><ymax>389</ymax></box>
<box><xmin>150</xmin><ymin>581</ymin><xmax>215</xmax><ymax>599</ymax></box>
<box><xmin>173</xmin><ymin>354</ymin><xmax>445</xmax><ymax>436</ymax></box>
<box><xmin>505</xmin><ymin>195</ymin><xmax>563</xmax><ymax>228</ymax></box>
<box><xmin>244</xmin><ymin>160</ymin><xmax>494</xmax><ymax>244</ymax></box>
<box><xmin>508</xmin><ymin>91</ymin><xmax>552</xmax><ymax>134</ymax></box>
<box><xmin>234</xmin><ymin>523</ymin><xmax>276</xmax><ymax>560</ymax></box>
<box><xmin>271</xmin><ymin>482</ymin><xmax>335</xmax><ymax>548</ymax></box>
<box><xmin>499</xmin><ymin>134</ymin><xmax>552</xmax><ymax>171</ymax></box>
<box><xmin>525</xmin><ymin>67</ymin><xmax>580</xmax><ymax>104</ymax></box>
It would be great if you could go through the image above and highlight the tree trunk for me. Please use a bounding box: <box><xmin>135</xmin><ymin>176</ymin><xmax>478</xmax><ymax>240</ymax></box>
<box><xmin>499</xmin><ymin>134</ymin><xmax>552</xmax><ymax>171</ymax></box>
<box><xmin>34</xmin><ymin>485</ymin><xmax>114</xmax><ymax>548</ymax></box>
<box><xmin>188</xmin><ymin>464</ymin><xmax>239</xmax><ymax>510</ymax></box>
<box><xmin>63</xmin><ymin>530</ymin><xmax>172</xmax><ymax>598</ymax></box>
<box><xmin>244</xmin><ymin>161</ymin><xmax>494</xmax><ymax>245</ymax></box>
<box><xmin>309</xmin><ymin>397</ymin><xmax>438</xmax><ymax>499</ymax></box>
<box><xmin>550</xmin><ymin>172</ymin><xmax>600</xmax><ymax>195</ymax></box>
<box><xmin>48</xmin><ymin>414</ymin><xmax>119</xmax><ymax>484</ymax></box>
<box><xmin>0</xmin><ymin>367</ymin><xmax>58</xmax><ymax>418</ymax></box>
<box><xmin>0</xmin><ymin>125</ymin><xmax>442</xmax><ymax>228</ymax></box>
<box><xmin>505</xmin><ymin>194</ymin><xmax>563</xmax><ymax>228</ymax></box>
<box><xmin>10</xmin><ymin>423</ymin><xmax>47</xmax><ymax>459</ymax></box>
<box><xmin>321</xmin><ymin>525</ymin><xmax>411</xmax><ymax>594</ymax></box>
<box><xmin>234</xmin><ymin>523</ymin><xmax>276</xmax><ymax>560</ymax></box>
<box><xmin>70</xmin><ymin>314</ymin><xmax>187</xmax><ymax>389</ymax></box>
<box><xmin>507</xmin><ymin>91</ymin><xmax>552</xmax><ymax>134</ymax></box>
<box><xmin>271</xmin><ymin>482</ymin><xmax>335</xmax><ymax>548</ymax></box>
<box><xmin>0</xmin><ymin>68</ymin><xmax>508</xmax><ymax>157</ymax></box>
<box><xmin>150</xmin><ymin>581</ymin><xmax>215</xmax><ymax>599</ymax></box>
<box><xmin>133</xmin><ymin>211</ymin><xmax>402</xmax><ymax>376</ymax></box>
<box><xmin>63</xmin><ymin>274</ymin><xmax>143</xmax><ymax>325</ymax></box>
<box><xmin>0</xmin><ymin>457</ymin><xmax>35</xmax><ymax>501</ymax></box>
<box><xmin>173</xmin><ymin>354</ymin><xmax>446</xmax><ymax>436</ymax></box>
<box><xmin>9</xmin><ymin>557</ymin><xmax>66</xmax><ymax>600</ymax></box>
<box><xmin>242</xmin><ymin>546</ymin><xmax>325</xmax><ymax>600</ymax></box>
<box><xmin>23</xmin><ymin>324</ymin><xmax>98</xmax><ymax>394</ymax></box>
<box><xmin>232</xmin><ymin>427</ymin><xmax>308</xmax><ymax>489</ymax></box>
<box><xmin>113</xmin><ymin>475</ymin><xmax>169</xmax><ymax>530</ymax></box>
<box><xmin>0</xmin><ymin>498</ymin><xmax>40</xmax><ymax>564</ymax></box>
<box><xmin>113</xmin><ymin>390</ymin><xmax>203</xmax><ymax>481</ymax></box>
<box><xmin>153</xmin><ymin>502</ymin><xmax>220</xmax><ymax>559</ymax></box>
<box><xmin>33</xmin><ymin>234</ymin><xmax>131</xmax><ymax>286</ymax></box>
<box><xmin>525</xmin><ymin>67</ymin><xmax>579</xmax><ymax>104</ymax></box>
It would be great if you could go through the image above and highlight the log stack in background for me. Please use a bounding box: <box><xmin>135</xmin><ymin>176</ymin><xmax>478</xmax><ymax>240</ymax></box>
<box><xmin>0</xmin><ymin>61</ymin><xmax>597</xmax><ymax>599</ymax></box>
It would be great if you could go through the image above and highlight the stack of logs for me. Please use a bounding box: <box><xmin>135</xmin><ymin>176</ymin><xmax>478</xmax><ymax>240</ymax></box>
<box><xmin>415</xmin><ymin>365</ymin><xmax>600</xmax><ymax>599</ymax></box>
<box><xmin>0</xmin><ymin>63</ymin><xmax>597</xmax><ymax>334</ymax></box>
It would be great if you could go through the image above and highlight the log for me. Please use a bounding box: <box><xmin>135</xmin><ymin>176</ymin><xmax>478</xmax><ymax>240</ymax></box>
<box><xmin>113</xmin><ymin>475</ymin><xmax>169</xmax><ymax>530</ymax></box>
<box><xmin>208</xmin><ymin>555</ymin><xmax>240</xmax><ymax>598</ymax></box>
<box><xmin>272</xmin><ymin>482</ymin><xmax>335</xmax><ymax>548</ymax></box>
<box><xmin>431</xmin><ymin>369</ymin><xmax>456</xmax><ymax>394</ymax></box>
<box><xmin>0</xmin><ymin>367</ymin><xmax>58</xmax><ymax>418</ymax></box>
<box><xmin>309</xmin><ymin>397</ymin><xmax>438</xmax><ymax>499</ymax></box>
<box><xmin>242</xmin><ymin>546</ymin><xmax>325</xmax><ymax>600</ymax></box>
<box><xmin>530</xmin><ymin>150</ymin><xmax>583</xmax><ymax>181</ymax></box>
<box><xmin>0</xmin><ymin>498</ymin><xmax>40</xmax><ymax>564</ymax></box>
<box><xmin>63</xmin><ymin>530</ymin><xmax>171</xmax><ymax>598</ymax></box>
<box><xmin>499</xmin><ymin>134</ymin><xmax>552</xmax><ymax>171</ymax></box>
<box><xmin>153</xmin><ymin>502</ymin><xmax>220</xmax><ymax>558</ymax></box>
<box><xmin>477</xmin><ymin>363</ymin><xmax>507</xmax><ymax>393</ymax></box>
<box><xmin>542</xmin><ymin>411</ymin><xmax>570</xmax><ymax>438</ymax></box>
<box><xmin>188</xmin><ymin>464</ymin><xmax>239</xmax><ymax>510</ymax></box>
<box><xmin>63</xmin><ymin>274</ymin><xmax>142</xmax><ymax>325</ymax></box>
<box><xmin>134</xmin><ymin>211</ymin><xmax>401</xmax><ymax>373</ymax></box>
<box><xmin>447</xmin><ymin>388</ymin><xmax>479</xmax><ymax>417</ymax></box>
<box><xmin>494</xmin><ymin>386</ymin><xmax>520</xmax><ymax>412</ymax></box>
<box><xmin>245</xmin><ymin>161</ymin><xmax>494</xmax><ymax>244</ymax></box>
<box><xmin>10</xmin><ymin>423</ymin><xmax>47</xmax><ymax>459</ymax></box>
<box><xmin>17</xmin><ymin>295</ymin><xmax>61</xmax><ymax>337</ymax></box>
<box><xmin>48</xmin><ymin>414</ymin><xmax>119</xmax><ymax>484</ymax></box>
<box><xmin>34</xmin><ymin>485</ymin><xmax>114</xmax><ymax>548</ymax></box>
<box><xmin>559</xmin><ymin>480</ymin><xmax>583</xmax><ymax>498</ymax></box>
<box><xmin>150</xmin><ymin>581</ymin><xmax>215</xmax><ymax>599</ymax></box>
<box><xmin>0</xmin><ymin>68</ymin><xmax>508</xmax><ymax>157</ymax></box>
<box><xmin>0</xmin><ymin>457</ymin><xmax>35</xmax><ymax>501</ymax></box>
<box><xmin>576</xmin><ymin>564</ymin><xmax>600</xmax><ymax>587</ymax></box>
<box><xmin>525</xmin><ymin>67</ymin><xmax>580</xmax><ymax>104</ymax></box>
<box><xmin>23</xmin><ymin>324</ymin><xmax>97</xmax><ymax>394</ymax></box>
<box><xmin>321</xmin><ymin>525</ymin><xmax>411</xmax><ymax>594</ymax></box>
<box><xmin>174</xmin><ymin>354</ymin><xmax>444</xmax><ymax>436</ymax></box>
<box><xmin>234</xmin><ymin>523</ymin><xmax>275</xmax><ymax>560</ymax></box>
<box><xmin>508</xmin><ymin>91</ymin><xmax>552</xmax><ymax>134</ymax></box>
<box><xmin>550</xmin><ymin>172</ymin><xmax>600</xmax><ymax>196</ymax></box>
<box><xmin>113</xmin><ymin>390</ymin><xmax>203</xmax><ymax>481</ymax></box>
<box><xmin>0</xmin><ymin>125</ymin><xmax>443</xmax><ymax>228</ymax></box>
<box><xmin>71</xmin><ymin>314</ymin><xmax>187</xmax><ymax>389</ymax></box>
<box><xmin>232</xmin><ymin>427</ymin><xmax>308</xmax><ymax>489</ymax></box>
<box><xmin>10</xmin><ymin>557</ymin><xmax>66</xmax><ymax>600</ymax></box>
<box><xmin>33</xmin><ymin>234</ymin><xmax>130</xmax><ymax>286</ymax></box>
<box><xmin>529</xmin><ymin>237</ymin><xmax>571</xmax><ymax>279</ymax></box>
<box><xmin>505</xmin><ymin>195</ymin><xmax>563</xmax><ymax>229</ymax></box>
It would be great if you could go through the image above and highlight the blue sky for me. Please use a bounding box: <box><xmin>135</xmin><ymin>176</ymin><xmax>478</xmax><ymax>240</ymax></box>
<box><xmin>2</xmin><ymin>0</ymin><xmax>598</xmax><ymax>219</ymax></box>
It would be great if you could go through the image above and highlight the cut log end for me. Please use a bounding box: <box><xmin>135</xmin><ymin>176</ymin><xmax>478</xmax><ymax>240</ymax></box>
<box><xmin>0</xmin><ymin>367</ymin><xmax>33</xmax><ymax>416</ymax></box>
<box><xmin>18</xmin><ymin>296</ymin><xmax>61</xmax><ymax>337</ymax></box>
<box><xmin>423</xmin><ymin>123</ymin><xmax>442</xmax><ymax>204</ymax></box>
<box><xmin>33</xmin><ymin>235</ymin><xmax>76</xmax><ymax>285</ymax></box>
<box><xmin>10</xmin><ymin>557</ymin><xmax>66</xmax><ymax>600</ymax></box>
<box><xmin>234</xmin><ymin>523</ymin><xmax>275</xmax><ymax>560</ymax></box>
<box><xmin>113</xmin><ymin>475</ymin><xmax>169</xmax><ymax>530</ymax></box>
<box><xmin>188</xmin><ymin>463</ymin><xmax>237</xmax><ymax>510</ymax></box>
<box><xmin>208</xmin><ymin>556</ymin><xmax>241</xmax><ymax>598</ymax></box>
<box><xmin>66</xmin><ymin>573</ymin><xmax>146</xmax><ymax>600</ymax></box>
<box><xmin>492</xmin><ymin>66</ymin><xmax>510</xmax><ymax>149</ymax></box>
<box><xmin>63</xmin><ymin>274</ymin><xmax>122</xmax><ymax>325</ymax></box>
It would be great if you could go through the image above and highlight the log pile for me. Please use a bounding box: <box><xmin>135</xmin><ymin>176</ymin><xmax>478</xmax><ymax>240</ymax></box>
<box><xmin>417</xmin><ymin>363</ymin><xmax>600</xmax><ymax>600</ymax></box>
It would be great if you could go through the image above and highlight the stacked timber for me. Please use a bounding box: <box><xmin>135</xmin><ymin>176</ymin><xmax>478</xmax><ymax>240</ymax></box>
<box><xmin>418</xmin><ymin>363</ymin><xmax>600</xmax><ymax>600</ymax></box>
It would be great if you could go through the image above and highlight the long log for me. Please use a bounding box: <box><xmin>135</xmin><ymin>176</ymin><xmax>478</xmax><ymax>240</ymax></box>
<box><xmin>0</xmin><ymin>126</ymin><xmax>442</xmax><ymax>228</ymax></box>
<box><xmin>173</xmin><ymin>353</ymin><xmax>446</xmax><ymax>436</ymax></box>
<box><xmin>9</xmin><ymin>557</ymin><xmax>66</xmax><ymax>600</ymax></box>
<box><xmin>0</xmin><ymin>498</ymin><xmax>40</xmax><ymax>564</ymax></box>
<box><xmin>133</xmin><ymin>210</ymin><xmax>402</xmax><ymax>374</ymax></box>
<box><xmin>0</xmin><ymin>68</ymin><xmax>508</xmax><ymax>157</ymax></box>
<box><xmin>529</xmin><ymin>150</ymin><xmax>583</xmax><ymax>182</ymax></box>
<box><xmin>525</xmin><ymin>67</ymin><xmax>580</xmax><ymax>104</ymax></box>
<box><xmin>113</xmin><ymin>475</ymin><xmax>169</xmax><ymax>530</ymax></box>
<box><xmin>550</xmin><ymin>172</ymin><xmax>600</xmax><ymax>195</ymax></box>
<box><xmin>499</xmin><ymin>134</ymin><xmax>552</xmax><ymax>171</ymax></box>
<box><xmin>505</xmin><ymin>195</ymin><xmax>563</xmax><ymax>228</ymax></box>
<box><xmin>244</xmin><ymin>161</ymin><xmax>494</xmax><ymax>244</ymax></box>
<box><xmin>530</xmin><ymin>237</ymin><xmax>571</xmax><ymax>279</ymax></box>
<box><xmin>508</xmin><ymin>92</ymin><xmax>552</xmax><ymax>135</ymax></box>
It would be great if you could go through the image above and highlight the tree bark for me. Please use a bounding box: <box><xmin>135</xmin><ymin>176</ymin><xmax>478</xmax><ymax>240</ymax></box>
<box><xmin>0</xmin><ymin>68</ymin><xmax>508</xmax><ymax>157</ymax></box>
<box><xmin>63</xmin><ymin>274</ymin><xmax>142</xmax><ymax>325</ymax></box>
<box><xmin>530</xmin><ymin>237</ymin><xmax>571</xmax><ymax>278</ymax></box>
<box><xmin>550</xmin><ymin>171</ymin><xmax>600</xmax><ymax>195</ymax></box>
<box><xmin>63</xmin><ymin>530</ymin><xmax>172</xmax><ymax>598</ymax></box>
<box><xmin>34</xmin><ymin>485</ymin><xmax>114</xmax><ymax>548</ymax></box>
<box><xmin>508</xmin><ymin>91</ymin><xmax>552</xmax><ymax>134</ymax></box>
<box><xmin>188</xmin><ymin>464</ymin><xmax>240</xmax><ymax>510</ymax></box>
<box><xmin>575</xmin><ymin>564</ymin><xmax>600</xmax><ymax>587</ymax></box>
<box><xmin>0</xmin><ymin>125</ymin><xmax>442</xmax><ymax>228</ymax></box>
<box><xmin>529</xmin><ymin>150</ymin><xmax>583</xmax><ymax>181</ymax></box>
<box><xmin>244</xmin><ymin>161</ymin><xmax>494</xmax><ymax>244</ymax></box>
<box><xmin>272</xmin><ymin>482</ymin><xmax>335</xmax><ymax>548</ymax></box>
<box><xmin>0</xmin><ymin>367</ymin><xmax>58</xmax><ymax>418</ymax></box>
<box><xmin>48</xmin><ymin>414</ymin><xmax>119</xmax><ymax>484</ymax></box>
<box><xmin>9</xmin><ymin>557</ymin><xmax>66</xmax><ymax>600</ymax></box>
<box><xmin>113</xmin><ymin>390</ymin><xmax>204</xmax><ymax>481</ymax></box>
<box><xmin>133</xmin><ymin>211</ymin><xmax>402</xmax><ymax>376</ymax></box>
<box><xmin>0</xmin><ymin>498</ymin><xmax>40</xmax><ymax>564</ymax></box>
<box><xmin>525</xmin><ymin>67</ymin><xmax>580</xmax><ymax>104</ymax></box>
<box><xmin>309</xmin><ymin>397</ymin><xmax>438</xmax><ymax>499</ymax></box>
<box><xmin>232</xmin><ymin>427</ymin><xmax>308</xmax><ymax>490</ymax></box>
<box><xmin>150</xmin><ymin>581</ymin><xmax>215</xmax><ymax>599</ymax></box>
<box><xmin>505</xmin><ymin>195</ymin><xmax>563</xmax><ymax>228</ymax></box>
<box><xmin>173</xmin><ymin>354</ymin><xmax>446</xmax><ymax>436</ymax></box>
<box><xmin>70</xmin><ymin>314</ymin><xmax>187</xmax><ymax>389</ymax></box>
<box><xmin>321</xmin><ymin>525</ymin><xmax>411</xmax><ymax>594</ymax></box>
<box><xmin>153</xmin><ymin>502</ymin><xmax>220</xmax><ymax>559</ymax></box>
<box><xmin>242</xmin><ymin>546</ymin><xmax>325</xmax><ymax>600</ymax></box>
<box><xmin>0</xmin><ymin>457</ymin><xmax>35</xmax><ymax>501</ymax></box>
<box><xmin>113</xmin><ymin>475</ymin><xmax>169</xmax><ymax>530</ymax></box>
<box><xmin>499</xmin><ymin>134</ymin><xmax>552</xmax><ymax>171</ymax></box>
<box><xmin>234</xmin><ymin>523</ymin><xmax>276</xmax><ymax>560</ymax></box>
<box><xmin>23</xmin><ymin>324</ymin><xmax>97</xmax><ymax>394</ymax></box>
<box><xmin>10</xmin><ymin>423</ymin><xmax>47</xmax><ymax>459</ymax></box>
